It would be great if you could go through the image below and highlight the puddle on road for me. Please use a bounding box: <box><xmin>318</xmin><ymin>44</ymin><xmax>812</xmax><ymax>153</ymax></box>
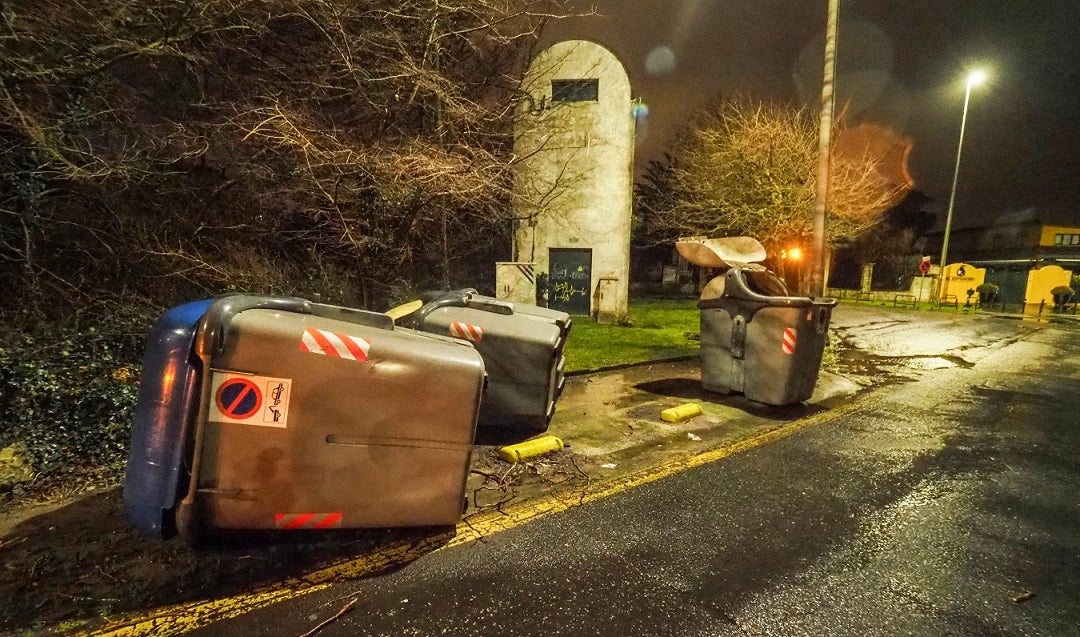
<box><xmin>830</xmin><ymin>349</ymin><xmax>901</xmax><ymax>381</ymax></box>
<box><xmin>899</xmin><ymin>355</ymin><xmax>973</xmax><ymax>371</ymax></box>
<box><xmin>831</xmin><ymin>349</ymin><xmax>973</xmax><ymax>387</ymax></box>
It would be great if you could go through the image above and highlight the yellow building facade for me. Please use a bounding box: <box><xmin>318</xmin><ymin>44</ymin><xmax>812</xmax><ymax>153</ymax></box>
<box><xmin>1025</xmin><ymin>264</ymin><xmax>1073</xmax><ymax>306</ymax></box>
<box><xmin>940</xmin><ymin>263</ymin><xmax>986</xmax><ymax>303</ymax></box>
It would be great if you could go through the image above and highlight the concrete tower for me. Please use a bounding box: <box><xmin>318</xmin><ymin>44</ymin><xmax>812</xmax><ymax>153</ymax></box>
<box><xmin>513</xmin><ymin>40</ymin><xmax>634</xmax><ymax>322</ymax></box>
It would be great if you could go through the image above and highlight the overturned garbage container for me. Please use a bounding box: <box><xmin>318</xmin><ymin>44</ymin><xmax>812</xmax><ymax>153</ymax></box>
<box><xmin>124</xmin><ymin>295</ymin><xmax>485</xmax><ymax>540</ymax></box>
<box><xmin>698</xmin><ymin>267</ymin><xmax>837</xmax><ymax>405</ymax></box>
<box><xmin>398</xmin><ymin>289</ymin><xmax>571</xmax><ymax>431</ymax></box>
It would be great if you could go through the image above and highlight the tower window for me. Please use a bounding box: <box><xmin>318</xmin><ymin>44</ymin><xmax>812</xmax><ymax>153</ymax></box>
<box><xmin>551</xmin><ymin>79</ymin><xmax>599</xmax><ymax>102</ymax></box>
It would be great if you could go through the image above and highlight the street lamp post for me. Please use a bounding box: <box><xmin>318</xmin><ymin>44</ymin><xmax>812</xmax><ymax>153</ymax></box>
<box><xmin>936</xmin><ymin>69</ymin><xmax>986</xmax><ymax>303</ymax></box>
<box><xmin>810</xmin><ymin>0</ymin><xmax>840</xmax><ymax>298</ymax></box>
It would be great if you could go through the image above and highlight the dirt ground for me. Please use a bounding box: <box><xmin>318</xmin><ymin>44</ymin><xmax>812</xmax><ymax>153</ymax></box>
<box><xmin>0</xmin><ymin>343</ymin><xmax>895</xmax><ymax>636</ymax></box>
<box><xmin>0</xmin><ymin>445</ymin><xmax>599</xmax><ymax>635</ymax></box>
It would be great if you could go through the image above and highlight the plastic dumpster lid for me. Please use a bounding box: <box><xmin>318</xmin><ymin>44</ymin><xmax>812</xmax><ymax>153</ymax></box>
<box><xmin>700</xmin><ymin>275</ymin><xmax>726</xmax><ymax>301</ymax></box>
<box><xmin>385</xmin><ymin>299</ymin><xmax>424</xmax><ymax>322</ymax></box>
<box><xmin>124</xmin><ymin>298</ymin><xmax>214</xmax><ymax>538</ymax></box>
<box><xmin>675</xmin><ymin>236</ymin><xmax>766</xmax><ymax>268</ymax></box>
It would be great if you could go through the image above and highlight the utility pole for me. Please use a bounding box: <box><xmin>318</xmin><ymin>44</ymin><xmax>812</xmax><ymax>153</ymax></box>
<box><xmin>810</xmin><ymin>0</ymin><xmax>840</xmax><ymax>298</ymax></box>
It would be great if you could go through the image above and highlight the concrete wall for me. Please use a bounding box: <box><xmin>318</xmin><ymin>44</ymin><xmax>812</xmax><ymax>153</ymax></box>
<box><xmin>940</xmin><ymin>263</ymin><xmax>986</xmax><ymax>302</ymax></box>
<box><xmin>1025</xmin><ymin>264</ymin><xmax>1073</xmax><ymax>304</ymax></box>
<box><xmin>495</xmin><ymin>262</ymin><xmax>537</xmax><ymax>305</ymax></box>
<box><xmin>512</xmin><ymin>40</ymin><xmax>634</xmax><ymax>321</ymax></box>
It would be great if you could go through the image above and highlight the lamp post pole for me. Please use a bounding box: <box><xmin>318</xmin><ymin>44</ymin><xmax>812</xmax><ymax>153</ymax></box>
<box><xmin>936</xmin><ymin>69</ymin><xmax>986</xmax><ymax>303</ymax></box>
<box><xmin>810</xmin><ymin>0</ymin><xmax>840</xmax><ymax>298</ymax></box>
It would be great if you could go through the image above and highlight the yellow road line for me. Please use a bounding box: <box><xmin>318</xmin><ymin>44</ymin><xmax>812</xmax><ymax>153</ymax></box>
<box><xmin>87</xmin><ymin>400</ymin><xmax>859</xmax><ymax>636</ymax></box>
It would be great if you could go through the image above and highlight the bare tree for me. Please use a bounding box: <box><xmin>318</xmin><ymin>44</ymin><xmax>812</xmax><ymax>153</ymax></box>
<box><xmin>638</xmin><ymin>97</ymin><xmax>912</xmax><ymax>266</ymax></box>
<box><xmin>0</xmin><ymin>0</ymin><xmax>578</xmax><ymax>324</ymax></box>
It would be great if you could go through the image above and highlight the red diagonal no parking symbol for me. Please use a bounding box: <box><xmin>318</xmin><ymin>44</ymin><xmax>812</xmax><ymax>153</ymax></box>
<box><xmin>215</xmin><ymin>378</ymin><xmax>262</xmax><ymax>419</ymax></box>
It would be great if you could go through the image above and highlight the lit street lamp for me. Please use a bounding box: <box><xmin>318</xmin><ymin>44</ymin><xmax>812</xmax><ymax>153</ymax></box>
<box><xmin>780</xmin><ymin>246</ymin><xmax>804</xmax><ymax>292</ymax></box>
<box><xmin>936</xmin><ymin>69</ymin><xmax>987</xmax><ymax>302</ymax></box>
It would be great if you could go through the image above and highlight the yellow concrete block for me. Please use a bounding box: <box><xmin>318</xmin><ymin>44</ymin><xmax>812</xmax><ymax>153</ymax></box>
<box><xmin>498</xmin><ymin>435</ymin><xmax>565</xmax><ymax>463</ymax></box>
<box><xmin>661</xmin><ymin>403</ymin><xmax>702</xmax><ymax>423</ymax></box>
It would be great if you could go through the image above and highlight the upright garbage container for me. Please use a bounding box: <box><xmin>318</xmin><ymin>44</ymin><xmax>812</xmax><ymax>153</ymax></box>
<box><xmin>124</xmin><ymin>295</ymin><xmax>485</xmax><ymax>540</ymax></box>
<box><xmin>398</xmin><ymin>289</ymin><xmax>571</xmax><ymax>431</ymax></box>
<box><xmin>698</xmin><ymin>267</ymin><xmax>837</xmax><ymax>406</ymax></box>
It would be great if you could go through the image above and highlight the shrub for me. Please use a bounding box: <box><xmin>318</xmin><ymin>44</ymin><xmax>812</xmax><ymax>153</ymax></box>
<box><xmin>0</xmin><ymin>311</ymin><xmax>150</xmax><ymax>498</ymax></box>
<box><xmin>1051</xmin><ymin>285</ymin><xmax>1074</xmax><ymax>297</ymax></box>
<box><xmin>976</xmin><ymin>282</ymin><xmax>999</xmax><ymax>294</ymax></box>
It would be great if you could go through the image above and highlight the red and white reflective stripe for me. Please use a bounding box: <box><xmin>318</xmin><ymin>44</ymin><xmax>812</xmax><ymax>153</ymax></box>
<box><xmin>449</xmin><ymin>321</ymin><xmax>484</xmax><ymax>342</ymax></box>
<box><xmin>274</xmin><ymin>512</ymin><xmax>343</xmax><ymax>530</ymax></box>
<box><xmin>782</xmin><ymin>327</ymin><xmax>797</xmax><ymax>354</ymax></box>
<box><xmin>300</xmin><ymin>327</ymin><xmax>370</xmax><ymax>361</ymax></box>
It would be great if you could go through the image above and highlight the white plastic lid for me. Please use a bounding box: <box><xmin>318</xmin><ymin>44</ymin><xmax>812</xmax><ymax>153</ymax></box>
<box><xmin>675</xmin><ymin>236</ymin><xmax>767</xmax><ymax>268</ymax></box>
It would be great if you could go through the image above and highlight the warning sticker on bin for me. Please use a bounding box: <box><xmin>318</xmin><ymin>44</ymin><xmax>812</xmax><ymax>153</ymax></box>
<box><xmin>782</xmin><ymin>327</ymin><xmax>797</xmax><ymax>355</ymax></box>
<box><xmin>300</xmin><ymin>327</ymin><xmax>370</xmax><ymax>361</ymax></box>
<box><xmin>274</xmin><ymin>512</ymin><xmax>342</xmax><ymax>529</ymax></box>
<box><xmin>449</xmin><ymin>321</ymin><xmax>484</xmax><ymax>342</ymax></box>
<box><xmin>209</xmin><ymin>373</ymin><xmax>291</xmax><ymax>428</ymax></box>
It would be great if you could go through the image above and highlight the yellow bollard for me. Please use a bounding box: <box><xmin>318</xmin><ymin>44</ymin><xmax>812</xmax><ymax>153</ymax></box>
<box><xmin>498</xmin><ymin>435</ymin><xmax>565</xmax><ymax>463</ymax></box>
<box><xmin>660</xmin><ymin>403</ymin><xmax>702</xmax><ymax>423</ymax></box>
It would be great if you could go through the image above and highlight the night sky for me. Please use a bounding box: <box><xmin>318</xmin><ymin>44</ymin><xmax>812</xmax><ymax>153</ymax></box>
<box><xmin>546</xmin><ymin>0</ymin><xmax>1080</xmax><ymax>229</ymax></box>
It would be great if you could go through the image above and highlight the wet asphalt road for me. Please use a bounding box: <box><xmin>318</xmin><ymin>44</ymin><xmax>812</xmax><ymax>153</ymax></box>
<box><xmin>196</xmin><ymin>316</ymin><xmax>1080</xmax><ymax>637</ymax></box>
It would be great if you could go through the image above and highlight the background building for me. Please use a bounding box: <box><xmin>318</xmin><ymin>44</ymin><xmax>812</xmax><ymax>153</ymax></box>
<box><xmin>512</xmin><ymin>40</ymin><xmax>635</xmax><ymax>322</ymax></box>
<box><xmin>923</xmin><ymin>210</ymin><xmax>1079</xmax><ymax>308</ymax></box>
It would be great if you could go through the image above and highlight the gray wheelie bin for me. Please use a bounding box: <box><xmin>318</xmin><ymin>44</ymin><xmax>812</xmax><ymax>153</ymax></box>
<box><xmin>399</xmin><ymin>289</ymin><xmax>571</xmax><ymax>431</ymax></box>
<box><xmin>698</xmin><ymin>268</ymin><xmax>837</xmax><ymax>406</ymax></box>
<box><xmin>124</xmin><ymin>295</ymin><xmax>485</xmax><ymax>540</ymax></box>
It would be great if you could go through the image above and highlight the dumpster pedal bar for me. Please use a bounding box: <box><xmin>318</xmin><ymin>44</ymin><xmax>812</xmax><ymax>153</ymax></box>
<box><xmin>731</xmin><ymin>314</ymin><xmax>748</xmax><ymax>358</ymax></box>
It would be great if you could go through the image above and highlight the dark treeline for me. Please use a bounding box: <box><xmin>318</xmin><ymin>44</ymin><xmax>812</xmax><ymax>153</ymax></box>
<box><xmin>1</xmin><ymin>0</ymin><xmax>574</xmax><ymax>328</ymax></box>
<box><xmin>0</xmin><ymin>0</ymin><xmax>574</xmax><ymax>497</ymax></box>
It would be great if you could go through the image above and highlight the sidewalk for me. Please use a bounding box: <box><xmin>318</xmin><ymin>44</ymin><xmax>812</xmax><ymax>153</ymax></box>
<box><xmin>464</xmin><ymin>357</ymin><xmax>864</xmax><ymax>514</ymax></box>
<box><xmin>0</xmin><ymin>355</ymin><xmax>868</xmax><ymax>636</ymax></box>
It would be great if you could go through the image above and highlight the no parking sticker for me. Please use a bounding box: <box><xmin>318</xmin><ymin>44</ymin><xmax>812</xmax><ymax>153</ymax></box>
<box><xmin>209</xmin><ymin>372</ymin><xmax>292</xmax><ymax>428</ymax></box>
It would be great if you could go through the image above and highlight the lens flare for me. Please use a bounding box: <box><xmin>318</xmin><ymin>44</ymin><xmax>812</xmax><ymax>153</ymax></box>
<box><xmin>644</xmin><ymin>46</ymin><xmax>677</xmax><ymax>76</ymax></box>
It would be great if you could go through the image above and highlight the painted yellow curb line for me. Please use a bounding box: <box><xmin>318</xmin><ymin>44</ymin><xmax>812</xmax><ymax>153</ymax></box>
<box><xmin>86</xmin><ymin>400</ymin><xmax>860</xmax><ymax>637</ymax></box>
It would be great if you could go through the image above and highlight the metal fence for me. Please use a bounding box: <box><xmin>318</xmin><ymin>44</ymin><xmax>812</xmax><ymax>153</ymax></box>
<box><xmin>827</xmin><ymin>287</ymin><xmax>1079</xmax><ymax>317</ymax></box>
